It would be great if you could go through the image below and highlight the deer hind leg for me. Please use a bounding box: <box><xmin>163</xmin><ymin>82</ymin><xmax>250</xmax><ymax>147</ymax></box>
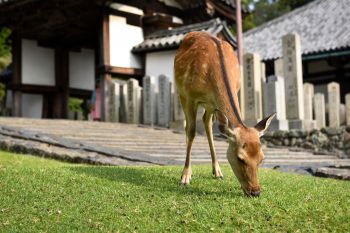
<box><xmin>203</xmin><ymin>110</ymin><xmax>223</xmax><ymax>179</ymax></box>
<box><xmin>180</xmin><ymin>96</ymin><xmax>198</xmax><ymax>185</ymax></box>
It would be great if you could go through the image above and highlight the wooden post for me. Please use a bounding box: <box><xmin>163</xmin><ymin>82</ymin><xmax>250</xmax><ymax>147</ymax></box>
<box><xmin>53</xmin><ymin>48</ymin><xmax>69</xmax><ymax>118</ymax></box>
<box><xmin>235</xmin><ymin>0</ymin><xmax>243</xmax><ymax>65</ymax></box>
<box><xmin>97</xmin><ymin>11</ymin><xmax>111</xmax><ymax>121</ymax></box>
<box><xmin>12</xmin><ymin>32</ymin><xmax>22</xmax><ymax>117</ymax></box>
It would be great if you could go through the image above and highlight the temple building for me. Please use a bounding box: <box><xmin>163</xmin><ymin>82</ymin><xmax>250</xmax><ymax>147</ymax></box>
<box><xmin>244</xmin><ymin>0</ymin><xmax>350</xmax><ymax>102</ymax></box>
<box><xmin>0</xmin><ymin>0</ymin><xmax>244</xmax><ymax>120</ymax></box>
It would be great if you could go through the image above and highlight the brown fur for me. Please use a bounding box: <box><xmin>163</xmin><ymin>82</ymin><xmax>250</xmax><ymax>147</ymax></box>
<box><xmin>174</xmin><ymin>31</ymin><xmax>275</xmax><ymax>196</ymax></box>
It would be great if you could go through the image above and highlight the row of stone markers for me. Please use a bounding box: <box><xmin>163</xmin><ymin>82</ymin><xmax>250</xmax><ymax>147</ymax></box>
<box><xmin>105</xmin><ymin>33</ymin><xmax>350</xmax><ymax>131</ymax></box>
<box><xmin>241</xmin><ymin>33</ymin><xmax>350</xmax><ymax>131</ymax></box>
<box><xmin>105</xmin><ymin>75</ymin><xmax>185</xmax><ymax>128</ymax></box>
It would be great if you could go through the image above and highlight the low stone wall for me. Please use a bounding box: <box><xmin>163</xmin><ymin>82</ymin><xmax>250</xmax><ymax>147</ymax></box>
<box><xmin>262</xmin><ymin>126</ymin><xmax>350</xmax><ymax>158</ymax></box>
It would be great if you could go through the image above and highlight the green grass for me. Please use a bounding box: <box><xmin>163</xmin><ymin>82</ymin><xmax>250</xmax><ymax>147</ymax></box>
<box><xmin>0</xmin><ymin>151</ymin><xmax>349</xmax><ymax>232</ymax></box>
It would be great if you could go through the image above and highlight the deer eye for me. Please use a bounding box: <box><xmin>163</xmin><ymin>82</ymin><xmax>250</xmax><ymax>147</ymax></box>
<box><xmin>242</xmin><ymin>143</ymin><xmax>247</xmax><ymax>149</ymax></box>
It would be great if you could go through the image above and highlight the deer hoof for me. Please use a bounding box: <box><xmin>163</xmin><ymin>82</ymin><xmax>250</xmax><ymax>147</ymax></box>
<box><xmin>212</xmin><ymin>167</ymin><xmax>224</xmax><ymax>179</ymax></box>
<box><xmin>180</xmin><ymin>175</ymin><xmax>192</xmax><ymax>185</ymax></box>
<box><xmin>180</xmin><ymin>169</ymin><xmax>192</xmax><ymax>185</ymax></box>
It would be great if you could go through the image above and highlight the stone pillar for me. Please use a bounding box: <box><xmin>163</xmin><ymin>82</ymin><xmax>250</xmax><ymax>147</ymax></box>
<box><xmin>239</xmin><ymin>66</ymin><xmax>245</xmax><ymax>120</ymax></box>
<box><xmin>274</xmin><ymin>58</ymin><xmax>284</xmax><ymax>77</ymax></box>
<box><xmin>170</xmin><ymin>86</ymin><xmax>185</xmax><ymax>131</ymax></box>
<box><xmin>138</xmin><ymin>87</ymin><xmax>143</xmax><ymax>124</ymax></box>
<box><xmin>314</xmin><ymin>93</ymin><xmax>326</xmax><ymax>129</ymax></box>
<box><xmin>327</xmin><ymin>82</ymin><xmax>340</xmax><ymax>128</ymax></box>
<box><xmin>243</xmin><ymin>53</ymin><xmax>262</xmax><ymax>126</ymax></box>
<box><xmin>106</xmin><ymin>81</ymin><xmax>120</xmax><ymax>122</ymax></box>
<box><xmin>346</xmin><ymin>94</ymin><xmax>350</xmax><ymax>126</ymax></box>
<box><xmin>127</xmin><ymin>78</ymin><xmax>139</xmax><ymax>124</ymax></box>
<box><xmin>157</xmin><ymin>75</ymin><xmax>171</xmax><ymax>127</ymax></box>
<box><xmin>143</xmin><ymin>76</ymin><xmax>157</xmax><ymax>125</ymax></box>
<box><xmin>119</xmin><ymin>84</ymin><xmax>127</xmax><ymax>123</ymax></box>
<box><xmin>303</xmin><ymin>83</ymin><xmax>314</xmax><ymax>120</ymax></box>
<box><xmin>282</xmin><ymin>33</ymin><xmax>305</xmax><ymax>129</ymax></box>
<box><xmin>263</xmin><ymin>75</ymin><xmax>288</xmax><ymax>131</ymax></box>
<box><xmin>303</xmin><ymin>83</ymin><xmax>317</xmax><ymax>130</ymax></box>
<box><xmin>261</xmin><ymin>62</ymin><xmax>266</xmax><ymax>117</ymax></box>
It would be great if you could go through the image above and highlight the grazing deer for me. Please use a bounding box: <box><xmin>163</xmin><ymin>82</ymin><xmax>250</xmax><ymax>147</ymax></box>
<box><xmin>174</xmin><ymin>32</ymin><xmax>275</xmax><ymax>197</ymax></box>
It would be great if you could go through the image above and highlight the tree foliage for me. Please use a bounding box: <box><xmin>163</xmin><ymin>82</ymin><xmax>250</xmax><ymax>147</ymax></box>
<box><xmin>0</xmin><ymin>27</ymin><xmax>11</xmax><ymax>71</ymax></box>
<box><xmin>0</xmin><ymin>27</ymin><xmax>11</xmax><ymax>57</ymax></box>
<box><xmin>242</xmin><ymin>0</ymin><xmax>315</xmax><ymax>32</ymax></box>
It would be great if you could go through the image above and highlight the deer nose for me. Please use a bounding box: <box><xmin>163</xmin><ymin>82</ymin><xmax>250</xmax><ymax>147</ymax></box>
<box><xmin>251</xmin><ymin>191</ymin><xmax>260</xmax><ymax>197</ymax></box>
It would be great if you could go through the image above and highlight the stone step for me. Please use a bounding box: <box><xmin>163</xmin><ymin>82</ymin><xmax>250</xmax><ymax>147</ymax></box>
<box><xmin>147</xmin><ymin>153</ymin><xmax>336</xmax><ymax>160</ymax></box>
<box><xmin>0</xmin><ymin>118</ymin><xmax>347</xmax><ymax>169</ymax></box>
<box><xmin>175</xmin><ymin>158</ymin><xmax>345</xmax><ymax>164</ymax></box>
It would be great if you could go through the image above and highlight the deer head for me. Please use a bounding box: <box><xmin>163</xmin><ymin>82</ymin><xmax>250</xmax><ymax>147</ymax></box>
<box><xmin>223</xmin><ymin>113</ymin><xmax>276</xmax><ymax>197</ymax></box>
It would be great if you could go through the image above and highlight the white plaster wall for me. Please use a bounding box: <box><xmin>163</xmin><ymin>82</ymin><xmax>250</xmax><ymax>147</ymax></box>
<box><xmin>21</xmin><ymin>94</ymin><xmax>43</xmax><ymax>118</ymax></box>
<box><xmin>145</xmin><ymin>50</ymin><xmax>177</xmax><ymax>82</ymax></box>
<box><xmin>22</xmin><ymin>39</ymin><xmax>55</xmax><ymax>86</ymax></box>
<box><xmin>69</xmin><ymin>49</ymin><xmax>95</xmax><ymax>90</ymax></box>
<box><xmin>109</xmin><ymin>15</ymin><xmax>143</xmax><ymax>68</ymax></box>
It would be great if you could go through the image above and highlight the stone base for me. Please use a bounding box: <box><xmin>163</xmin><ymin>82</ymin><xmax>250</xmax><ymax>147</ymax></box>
<box><xmin>169</xmin><ymin>120</ymin><xmax>221</xmax><ymax>135</ymax></box>
<box><xmin>268</xmin><ymin>119</ymin><xmax>289</xmax><ymax>131</ymax></box>
<box><xmin>196</xmin><ymin>120</ymin><xmax>206</xmax><ymax>135</ymax></box>
<box><xmin>169</xmin><ymin>120</ymin><xmax>185</xmax><ymax>132</ymax></box>
<box><xmin>289</xmin><ymin>120</ymin><xmax>304</xmax><ymax>130</ymax></box>
<box><xmin>244</xmin><ymin>119</ymin><xmax>259</xmax><ymax>127</ymax></box>
<box><xmin>303</xmin><ymin>120</ymin><xmax>317</xmax><ymax>131</ymax></box>
<box><xmin>288</xmin><ymin>119</ymin><xmax>317</xmax><ymax>130</ymax></box>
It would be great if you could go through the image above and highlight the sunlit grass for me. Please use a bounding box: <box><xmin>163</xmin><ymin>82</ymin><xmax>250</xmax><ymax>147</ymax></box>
<box><xmin>0</xmin><ymin>151</ymin><xmax>349</xmax><ymax>232</ymax></box>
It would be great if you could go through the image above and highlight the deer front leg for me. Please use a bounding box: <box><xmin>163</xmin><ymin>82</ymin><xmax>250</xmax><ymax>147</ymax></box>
<box><xmin>180</xmin><ymin>98</ymin><xmax>197</xmax><ymax>185</ymax></box>
<box><xmin>203</xmin><ymin>110</ymin><xmax>223</xmax><ymax>179</ymax></box>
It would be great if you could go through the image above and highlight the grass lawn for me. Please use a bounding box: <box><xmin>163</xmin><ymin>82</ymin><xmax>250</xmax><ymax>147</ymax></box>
<box><xmin>0</xmin><ymin>151</ymin><xmax>349</xmax><ymax>232</ymax></box>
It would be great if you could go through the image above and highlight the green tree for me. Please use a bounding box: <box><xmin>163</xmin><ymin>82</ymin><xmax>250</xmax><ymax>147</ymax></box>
<box><xmin>242</xmin><ymin>0</ymin><xmax>315</xmax><ymax>31</ymax></box>
<box><xmin>0</xmin><ymin>27</ymin><xmax>11</xmax><ymax>57</ymax></box>
<box><xmin>0</xmin><ymin>27</ymin><xmax>11</xmax><ymax>71</ymax></box>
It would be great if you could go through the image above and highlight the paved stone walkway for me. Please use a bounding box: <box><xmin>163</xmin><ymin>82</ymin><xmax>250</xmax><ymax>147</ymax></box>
<box><xmin>0</xmin><ymin>118</ymin><xmax>349</xmax><ymax>170</ymax></box>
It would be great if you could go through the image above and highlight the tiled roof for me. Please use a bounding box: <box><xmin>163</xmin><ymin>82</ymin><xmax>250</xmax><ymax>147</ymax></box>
<box><xmin>243</xmin><ymin>0</ymin><xmax>350</xmax><ymax>60</ymax></box>
<box><xmin>132</xmin><ymin>18</ymin><xmax>236</xmax><ymax>53</ymax></box>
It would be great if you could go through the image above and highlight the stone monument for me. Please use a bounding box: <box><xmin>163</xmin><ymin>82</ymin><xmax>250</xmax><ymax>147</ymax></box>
<box><xmin>282</xmin><ymin>33</ymin><xmax>306</xmax><ymax>129</ymax></box>
<box><xmin>157</xmin><ymin>75</ymin><xmax>171</xmax><ymax>127</ymax></box>
<box><xmin>346</xmin><ymin>93</ymin><xmax>350</xmax><ymax>126</ymax></box>
<box><xmin>127</xmin><ymin>78</ymin><xmax>139</xmax><ymax>124</ymax></box>
<box><xmin>143</xmin><ymin>76</ymin><xmax>157</xmax><ymax>125</ymax></box>
<box><xmin>313</xmin><ymin>93</ymin><xmax>326</xmax><ymax>129</ymax></box>
<box><xmin>243</xmin><ymin>53</ymin><xmax>262</xmax><ymax>126</ymax></box>
<box><xmin>106</xmin><ymin>81</ymin><xmax>120</xmax><ymax>122</ymax></box>
<box><xmin>263</xmin><ymin>75</ymin><xmax>288</xmax><ymax>131</ymax></box>
<box><xmin>327</xmin><ymin>82</ymin><xmax>340</xmax><ymax>128</ymax></box>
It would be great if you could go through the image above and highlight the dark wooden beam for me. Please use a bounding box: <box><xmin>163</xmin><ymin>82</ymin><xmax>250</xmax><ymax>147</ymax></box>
<box><xmin>69</xmin><ymin>88</ymin><xmax>93</xmax><ymax>99</ymax></box>
<box><xmin>107</xmin><ymin>8</ymin><xmax>142</xmax><ymax>27</ymax></box>
<box><xmin>53</xmin><ymin>48</ymin><xmax>69</xmax><ymax>119</ymax></box>
<box><xmin>10</xmin><ymin>84</ymin><xmax>58</xmax><ymax>93</ymax></box>
<box><xmin>305</xmin><ymin>67</ymin><xmax>350</xmax><ymax>80</ymax></box>
<box><xmin>96</xmin><ymin>65</ymin><xmax>144</xmax><ymax>77</ymax></box>
<box><xmin>96</xmin><ymin>10</ymin><xmax>111</xmax><ymax>121</ymax></box>
<box><xmin>11</xmin><ymin>32</ymin><xmax>22</xmax><ymax>117</ymax></box>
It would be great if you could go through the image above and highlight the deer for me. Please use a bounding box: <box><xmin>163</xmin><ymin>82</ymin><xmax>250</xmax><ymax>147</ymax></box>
<box><xmin>174</xmin><ymin>31</ymin><xmax>275</xmax><ymax>197</ymax></box>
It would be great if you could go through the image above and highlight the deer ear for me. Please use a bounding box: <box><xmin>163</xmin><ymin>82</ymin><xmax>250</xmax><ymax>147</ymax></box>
<box><xmin>254</xmin><ymin>112</ymin><xmax>276</xmax><ymax>137</ymax></box>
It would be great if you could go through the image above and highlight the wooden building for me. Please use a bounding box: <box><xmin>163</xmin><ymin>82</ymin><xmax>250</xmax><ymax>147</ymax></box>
<box><xmin>0</xmin><ymin>0</ymin><xmax>245</xmax><ymax>120</ymax></box>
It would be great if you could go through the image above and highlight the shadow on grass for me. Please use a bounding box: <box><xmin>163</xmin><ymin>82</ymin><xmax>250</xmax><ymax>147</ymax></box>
<box><xmin>69</xmin><ymin>165</ymin><xmax>243</xmax><ymax>198</ymax></box>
